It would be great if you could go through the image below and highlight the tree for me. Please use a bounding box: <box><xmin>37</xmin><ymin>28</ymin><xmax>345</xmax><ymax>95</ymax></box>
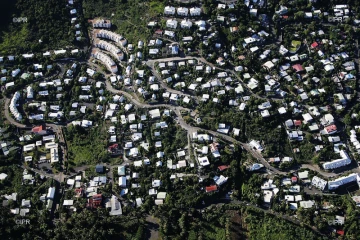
<box><xmin>133</xmin><ymin>225</ymin><xmax>144</xmax><ymax>240</ymax></box>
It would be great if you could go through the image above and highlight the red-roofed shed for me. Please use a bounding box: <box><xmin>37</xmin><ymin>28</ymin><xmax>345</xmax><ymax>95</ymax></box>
<box><xmin>325</xmin><ymin>124</ymin><xmax>337</xmax><ymax>134</ymax></box>
<box><xmin>336</xmin><ymin>230</ymin><xmax>344</xmax><ymax>236</ymax></box>
<box><xmin>218</xmin><ymin>165</ymin><xmax>229</xmax><ymax>171</ymax></box>
<box><xmin>206</xmin><ymin>185</ymin><xmax>218</xmax><ymax>193</ymax></box>
<box><xmin>292</xmin><ymin>64</ymin><xmax>304</xmax><ymax>72</ymax></box>
<box><xmin>32</xmin><ymin>125</ymin><xmax>47</xmax><ymax>135</ymax></box>
<box><xmin>294</xmin><ymin>120</ymin><xmax>302</xmax><ymax>127</ymax></box>
<box><xmin>155</xmin><ymin>29</ymin><xmax>163</xmax><ymax>35</ymax></box>
<box><xmin>311</xmin><ymin>42</ymin><xmax>319</xmax><ymax>49</ymax></box>
<box><xmin>108</xmin><ymin>144</ymin><xmax>119</xmax><ymax>152</ymax></box>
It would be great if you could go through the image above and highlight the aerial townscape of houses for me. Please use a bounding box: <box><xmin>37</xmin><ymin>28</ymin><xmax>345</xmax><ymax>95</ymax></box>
<box><xmin>1</xmin><ymin>1</ymin><xmax>360</xmax><ymax>237</ymax></box>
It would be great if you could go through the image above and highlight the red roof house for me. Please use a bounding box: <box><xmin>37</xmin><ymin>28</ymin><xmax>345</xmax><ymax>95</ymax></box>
<box><xmin>292</xmin><ymin>64</ymin><xmax>304</xmax><ymax>72</ymax></box>
<box><xmin>32</xmin><ymin>125</ymin><xmax>47</xmax><ymax>135</ymax></box>
<box><xmin>87</xmin><ymin>194</ymin><xmax>103</xmax><ymax>208</ymax></box>
<box><xmin>205</xmin><ymin>185</ymin><xmax>218</xmax><ymax>193</ymax></box>
<box><xmin>311</xmin><ymin>42</ymin><xmax>319</xmax><ymax>49</ymax></box>
<box><xmin>325</xmin><ymin>125</ymin><xmax>337</xmax><ymax>134</ymax></box>
<box><xmin>218</xmin><ymin>165</ymin><xmax>230</xmax><ymax>171</ymax></box>
<box><xmin>108</xmin><ymin>143</ymin><xmax>119</xmax><ymax>152</ymax></box>
<box><xmin>155</xmin><ymin>29</ymin><xmax>163</xmax><ymax>35</ymax></box>
<box><xmin>75</xmin><ymin>188</ymin><xmax>84</xmax><ymax>198</ymax></box>
<box><xmin>294</xmin><ymin>120</ymin><xmax>302</xmax><ymax>127</ymax></box>
<box><xmin>291</xmin><ymin>176</ymin><xmax>298</xmax><ymax>183</ymax></box>
<box><xmin>336</xmin><ymin>230</ymin><xmax>344</xmax><ymax>236</ymax></box>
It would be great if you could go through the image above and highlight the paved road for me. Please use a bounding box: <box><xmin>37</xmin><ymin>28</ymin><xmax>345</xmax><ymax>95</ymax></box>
<box><xmin>20</xmin><ymin>164</ymin><xmax>67</xmax><ymax>183</ymax></box>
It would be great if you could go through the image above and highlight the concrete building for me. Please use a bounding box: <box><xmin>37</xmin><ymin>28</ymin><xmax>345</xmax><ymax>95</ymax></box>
<box><xmin>95</xmin><ymin>40</ymin><xmax>124</xmax><ymax>61</ymax></box>
<box><xmin>91</xmin><ymin>50</ymin><xmax>118</xmax><ymax>73</ymax></box>
<box><xmin>322</xmin><ymin>150</ymin><xmax>351</xmax><ymax>170</ymax></box>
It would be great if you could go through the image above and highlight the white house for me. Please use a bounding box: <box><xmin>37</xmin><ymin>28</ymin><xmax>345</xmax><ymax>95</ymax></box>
<box><xmin>96</xmin><ymin>30</ymin><xmax>127</xmax><ymax>46</ymax></box>
<box><xmin>9</xmin><ymin>92</ymin><xmax>22</xmax><ymax>121</ymax></box>
<box><xmin>164</xmin><ymin>6</ymin><xmax>175</xmax><ymax>15</ymax></box>
<box><xmin>12</xmin><ymin>69</ymin><xmax>21</xmax><ymax>77</ymax></box>
<box><xmin>249</xmin><ymin>140</ymin><xmax>263</xmax><ymax>152</ymax></box>
<box><xmin>180</xmin><ymin>19</ymin><xmax>192</xmax><ymax>29</ymax></box>
<box><xmin>119</xmin><ymin>176</ymin><xmax>127</xmax><ymax>187</ymax></box>
<box><xmin>177</xmin><ymin>7</ymin><xmax>188</xmax><ymax>16</ymax></box>
<box><xmin>47</xmin><ymin>187</ymin><xmax>56</xmax><ymax>199</ymax></box>
<box><xmin>190</xmin><ymin>7</ymin><xmax>201</xmax><ymax>16</ymax></box>
<box><xmin>166</xmin><ymin>19</ymin><xmax>178</xmax><ymax>29</ymax></box>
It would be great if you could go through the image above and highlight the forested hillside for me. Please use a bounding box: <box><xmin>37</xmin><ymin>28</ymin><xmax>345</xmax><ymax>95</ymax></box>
<box><xmin>0</xmin><ymin>0</ymin><xmax>77</xmax><ymax>54</ymax></box>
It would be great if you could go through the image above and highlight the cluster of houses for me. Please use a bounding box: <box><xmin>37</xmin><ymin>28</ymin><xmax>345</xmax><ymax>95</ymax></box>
<box><xmin>61</xmin><ymin>160</ymin><xmax>173</xmax><ymax>214</ymax></box>
<box><xmin>117</xmin><ymin>164</ymin><xmax>168</xmax><ymax>207</ymax></box>
<box><xmin>2</xmin><ymin>171</ymin><xmax>57</xmax><ymax>216</ymax></box>
<box><xmin>69</xmin><ymin>1</ymin><xmax>83</xmax><ymax>41</ymax></box>
<box><xmin>164</xmin><ymin>6</ymin><xmax>201</xmax><ymax>31</ymax></box>
<box><xmin>283</xmin><ymin>111</ymin><xmax>354</xmax><ymax>170</ymax></box>
<box><xmin>205</xmin><ymin>174</ymin><xmax>229</xmax><ymax>193</ymax></box>
<box><xmin>155</xmin><ymin>59</ymin><xmax>259</xmax><ymax>105</ymax></box>
<box><xmin>155</xmin><ymin>5</ymin><xmax>204</xmax><ymax>42</ymax></box>
<box><xmin>259</xmin><ymin>174</ymin><xmax>307</xmax><ymax>209</ymax></box>
<box><xmin>257</xmin><ymin>167</ymin><xmax>360</xmax><ymax>208</ymax></box>
<box><xmin>275</xmin><ymin>3</ymin><xmax>355</xmax><ymax>24</ymax></box>
<box><xmin>260</xmin><ymin>177</ymin><xmax>314</xmax><ymax>210</ymax></box>
<box><xmin>21</xmin><ymin>125</ymin><xmax>59</xmax><ymax>164</ymax></box>
<box><xmin>104</xmin><ymin>108</ymin><xmax>181</xmax><ymax>160</ymax></box>
<box><xmin>1</xmin><ymin>49</ymin><xmax>79</xmax><ymax>93</ymax></box>
<box><xmin>65</xmin><ymin>174</ymin><xmax>103</xmax><ymax>210</ymax></box>
<box><xmin>164</xmin><ymin>6</ymin><xmax>201</xmax><ymax>17</ymax></box>
<box><xmin>1</xmin><ymin>49</ymin><xmax>79</xmax><ymax>66</ymax></box>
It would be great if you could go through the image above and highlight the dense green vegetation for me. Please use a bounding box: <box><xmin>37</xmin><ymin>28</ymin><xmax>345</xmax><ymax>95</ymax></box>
<box><xmin>83</xmin><ymin>0</ymin><xmax>161</xmax><ymax>43</ymax></box>
<box><xmin>244</xmin><ymin>208</ymin><xmax>325</xmax><ymax>240</ymax></box>
<box><xmin>0</xmin><ymin>205</ymin><xmax>141</xmax><ymax>239</ymax></box>
<box><xmin>65</xmin><ymin>124</ymin><xmax>110</xmax><ymax>166</ymax></box>
<box><xmin>0</xmin><ymin>0</ymin><xmax>81</xmax><ymax>54</ymax></box>
<box><xmin>153</xmin><ymin>203</ymin><xmax>327</xmax><ymax>240</ymax></box>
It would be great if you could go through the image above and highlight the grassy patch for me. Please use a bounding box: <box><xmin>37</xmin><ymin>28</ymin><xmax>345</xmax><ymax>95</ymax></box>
<box><xmin>290</xmin><ymin>40</ymin><xmax>301</xmax><ymax>52</ymax></box>
<box><xmin>149</xmin><ymin>1</ymin><xmax>165</xmax><ymax>16</ymax></box>
<box><xmin>83</xmin><ymin>0</ymin><xmax>158</xmax><ymax>43</ymax></box>
<box><xmin>109</xmin><ymin>155</ymin><xmax>123</xmax><ymax>165</ymax></box>
<box><xmin>202</xmin><ymin>222</ymin><xmax>227</xmax><ymax>240</ymax></box>
<box><xmin>0</xmin><ymin>24</ymin><xmax>29</xmax><ymax>53</ymax></box>
<box><xmin>65</xmin><ymin>124</ymin><xmax>110</xmax><ymax>166</ymax></box>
